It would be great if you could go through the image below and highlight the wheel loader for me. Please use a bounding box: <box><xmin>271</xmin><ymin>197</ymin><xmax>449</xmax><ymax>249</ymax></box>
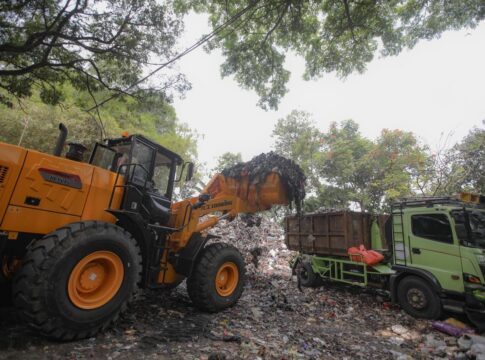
<box><xmin>0</xmin><ymin>124</ymin><xmax>298</xmax><ymax>340</ymax></box>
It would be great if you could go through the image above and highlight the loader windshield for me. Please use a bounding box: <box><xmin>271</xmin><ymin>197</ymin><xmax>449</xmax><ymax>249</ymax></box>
<box><xmin>452</xmin><ymin>209</ymin><xmax>485</xmax><ymax>249</ymax></box>
<box><xmin>152</xmin><ymin>151</ymin><xmax>173</xmax><ymax>197</ymax></box>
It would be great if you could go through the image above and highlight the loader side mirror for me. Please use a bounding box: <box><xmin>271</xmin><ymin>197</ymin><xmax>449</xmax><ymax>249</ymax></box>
<box><xmin>186</xmin><ymin>162</ymin><xmax>194</xmax><ymax>181</ymax></box>
<box><xmin>175</xmin><ymin>162</ymin><xmax>195</xmax><ymax>183</ymax></box>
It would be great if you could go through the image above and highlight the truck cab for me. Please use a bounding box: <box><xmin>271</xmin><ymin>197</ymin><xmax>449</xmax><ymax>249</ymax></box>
<box><xmin>390</xmin><ymin>195</ymin><xmax>485</xmax><ymax>327</ymax></box>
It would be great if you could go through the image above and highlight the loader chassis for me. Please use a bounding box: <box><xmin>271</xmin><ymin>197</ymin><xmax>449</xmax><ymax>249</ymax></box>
<box><xmin>0</xmin><ymin>129</ymin><xmax>291</xmax><ymax>340</ymax></box>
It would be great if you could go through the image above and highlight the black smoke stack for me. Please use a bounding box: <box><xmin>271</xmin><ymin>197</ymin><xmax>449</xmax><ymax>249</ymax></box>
<box><xmin>53</xmin><ymin>123</ymin><xmax>68</xmax><ymax>157</ymax></box>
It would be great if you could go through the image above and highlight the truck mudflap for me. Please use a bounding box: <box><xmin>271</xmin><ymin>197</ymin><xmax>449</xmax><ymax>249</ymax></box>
<box><xmin>462</xmin><ymin>288</ymin><xmax>485</xmax><ymax>331</ymax></box>
<box><xmin>465</xmin><ymin>307</ymin><xmax>485</xmax><ymax>332</ymax></box>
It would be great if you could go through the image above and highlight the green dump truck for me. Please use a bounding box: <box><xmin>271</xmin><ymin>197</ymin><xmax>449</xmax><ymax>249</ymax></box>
<box><xmin>285</xmin><ymin>194</ymin><xmax>485</xmax><ymax>329</ymax></box>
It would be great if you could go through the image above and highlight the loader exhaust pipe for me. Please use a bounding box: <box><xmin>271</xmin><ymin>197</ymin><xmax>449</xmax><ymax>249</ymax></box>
<box><xmin>53</xmin><ymin>123</ymin><xmax>68</xmax><ymax>157</ymax></box>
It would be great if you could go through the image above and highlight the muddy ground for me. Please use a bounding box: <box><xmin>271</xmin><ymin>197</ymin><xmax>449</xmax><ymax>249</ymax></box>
<box><xmin>0</xmin><ymin>218</ymin><xmax>477</xmax><ymax>359</ymax></box>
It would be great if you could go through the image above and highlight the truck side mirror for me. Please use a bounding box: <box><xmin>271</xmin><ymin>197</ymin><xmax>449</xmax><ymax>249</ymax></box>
<box><xmin>186</xmin><ymin>162</ymin><xmax>194</xmax><ymax>181</ymax></box>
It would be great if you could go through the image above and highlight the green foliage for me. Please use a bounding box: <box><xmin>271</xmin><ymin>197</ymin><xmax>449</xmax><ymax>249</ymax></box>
<box><xmin>272</xmin><ymin>115</ymin><xmax>430</xmax><ymax>213</ymax></box>
<box><xmin>457</xmin><ymin>124</ymin><xmax>485</xmax><ymax>193</ymax></box>
<box><xmin>0</xmin><ymin>97</ymin><xmax>99</xmax><ymax>154</ymax></box>
<box><xmin>178</xmin><ymin>0</ymin><xmax>484</xmax><ymax>109</ymax></box>
<box><xmin>0</xmin><ymin>0</ymin><xmax>188</xmax><ymax>105</ymax></box>
<box><xmin>272</xmin><ymin>110</ymin><xmax>322</xmax><ymax>191</ymax></box>
<box><xmin>0</xmin><ymin>86</ymin><xmax>198</xmax><ymax>165</ymax></box>
<box><xmin>213</xmin><ymin>152</ymin><xmax>243</xmax><ymax>173</ymax></box>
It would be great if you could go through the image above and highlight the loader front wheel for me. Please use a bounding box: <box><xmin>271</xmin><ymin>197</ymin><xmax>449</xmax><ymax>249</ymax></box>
<box><xmin>13</xmin><ymin>221</ymin><xmax>142</xmax><ymax>341</ymax></box>
<box><xmin>187</xmin><ymin>243</ymin><xmax>245</xmax><ymax>312</ymax></box>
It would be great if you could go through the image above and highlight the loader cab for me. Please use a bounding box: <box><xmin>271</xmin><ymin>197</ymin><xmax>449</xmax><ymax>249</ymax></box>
<box><xmin>90</xmin><ymin>134</ymin><xmax>184</xmax><ymax>224</ymax></box>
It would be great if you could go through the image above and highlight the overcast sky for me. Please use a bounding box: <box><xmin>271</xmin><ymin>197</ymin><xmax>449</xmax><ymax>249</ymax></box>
<box><xmin>172</xmin><ymin>14</ymin><xmax>485</xmax><ymax>170</ymax></box>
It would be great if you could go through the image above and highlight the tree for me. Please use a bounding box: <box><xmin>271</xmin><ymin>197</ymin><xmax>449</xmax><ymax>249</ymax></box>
<box><xmin>0</xmin><ymin>0</ymin><xmax>189</xmax><ymax>106</ymax></box>
<box><xmin>456</xmin><ymin>124</ymin><xmax>485</xmax><ymax>193</ymax></box>
<box><xmin>413</xmin><ymin>124</ymin><xmax>485</xmax><ymax>196</ymax></box>
<box><xmin>318</xmin><ymin>120</ymin><xmax>428</xmax><ymax>212</ymax></box>
<box><xmin>178</xmin><ymin>0</ymin><xmax>484</xmax><ymax>109</ymax></box>
<box><xmin>213</xmin><ymin>152</ymin><xmax>243</xmax><ymax>173</ymax></box>
<box><xmin>0</xmin><ymin>86</ymin><xmax>199</xmax><ymax>164</ymax></box>
<box><xmin>272</xmin><ymin>110</ymin><xmax>322</xmax><ymax>191</ymax></box>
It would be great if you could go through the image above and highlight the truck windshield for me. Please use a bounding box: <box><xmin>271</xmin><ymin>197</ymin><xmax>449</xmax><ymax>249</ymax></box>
<box><xmin>452</xmin><ymin>209</ymin><xmax>485</xmax><ymax>249</ymax></box>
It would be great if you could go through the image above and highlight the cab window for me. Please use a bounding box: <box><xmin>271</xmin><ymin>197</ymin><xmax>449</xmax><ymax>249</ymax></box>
<box><xmin>131</xmin><ymin>141</ymin><xmax>154</xmax><ymax>184</ymax></box>
<box><xmin>152</xmin><ymin>152</ymin><xmax>173</xmax><ymax>197</ymax></box>
<box><xmin>411</xmin><ymin>214</ymin><xmax>453</xmax><ymax>244</ymax></box>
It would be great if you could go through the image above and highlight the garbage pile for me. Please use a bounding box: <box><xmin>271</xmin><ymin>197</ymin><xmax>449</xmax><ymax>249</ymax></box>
<box><xmin>209</xmin><ymin>215</ymin><xmax>293</xmax><ymax>277</ymax></box>
<box><xmin>221</xmin><ymin>152</ymin><xmax>306</xmax><ymax>212</ymax></box>
<box><xmin>2</xmin><ymin>216</ymin><xmax>485</xmax><ymax>359</ymax></box>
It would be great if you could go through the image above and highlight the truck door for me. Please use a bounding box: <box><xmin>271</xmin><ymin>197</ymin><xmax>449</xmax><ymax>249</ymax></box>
<box><xmin>407</xmin><ymin>212</ymin><xmax>464</xmax><ymax>293</ymax></box>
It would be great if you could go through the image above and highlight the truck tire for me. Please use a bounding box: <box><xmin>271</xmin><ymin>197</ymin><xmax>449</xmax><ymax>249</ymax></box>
<box><xmin>13</xmin><ymin>221</ymin><xmax>142</xmax><ymax>340</ymax></box>
<box><xmin>397</xmin><ymin>276</ymin><xmax>442</xmax><ymax>319</ymax></box>
<box><xmin>296</xmin><ymin>261</ymin><xmax>321</xmax><ymax>288</ymax></box>
<box><xmin>187</xmin><ymin>243</ymin><xmax>245</xmax><ymax>312</ymax></box>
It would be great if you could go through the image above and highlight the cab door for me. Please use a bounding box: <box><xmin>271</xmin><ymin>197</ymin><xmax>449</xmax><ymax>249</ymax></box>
<box><xmin>407</xmin><ymin>211</ymin><xmax>464</xmax><ymax>293</ymax></box>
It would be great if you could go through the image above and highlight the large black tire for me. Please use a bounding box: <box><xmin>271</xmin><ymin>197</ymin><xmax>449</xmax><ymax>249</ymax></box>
<box><xmin>13</xmin><ymin>221</ymin><xmax>142</xmax><ymax>341</ymax></box>
<box><xmin>397</xmin><ymin>275</ymin><xmax>442</xmax><ymax>319</ymax></box>
<box><xmin>0</xmin><ymin>262</ymin><xmax>12</xmax><ymax>306</ymax></box>
<box><xmin>296</xmin><ymin>260</ymin><xmax>322</xmax><ymax>288</ymax></box>
<box><xmin>0</xmin><ymin>282</ymin><xmax>12</xmax><ymax>307</ymax></box>
<box><xmin>187</xmin><ymin>243</ymin><xmax>246</xmax><ymax>313</ymax></box>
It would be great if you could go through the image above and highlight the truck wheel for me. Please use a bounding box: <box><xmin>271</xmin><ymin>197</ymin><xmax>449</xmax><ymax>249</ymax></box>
<box><xmin>187</xmin><ymin>243</ymin><xmax>245</xmax><ymax>312</ymax></box>
<box><xmin>13</xmin><ymin>221</ymin><xmax>142</xmax><ymax>340</ymax></box>
<box><xmin>397</xmin><ymin>276</ymin><xmax>442</xmax><ymax>319</ymax></box>
<box><xmin>296</xmin><ymin>261</ymin><xmax>321</xmax><ymax>288</ymax></box>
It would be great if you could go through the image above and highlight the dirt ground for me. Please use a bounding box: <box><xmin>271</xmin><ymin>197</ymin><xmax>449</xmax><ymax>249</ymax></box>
<box><xmin>0</xmin><ymin>218</ymin><xmax>477</xmax><ymax>359</ymax></box>
<box><xmin>0</xmin><ymin>274</ymin><xmax>439</xmax><ymax>360</ymax></box>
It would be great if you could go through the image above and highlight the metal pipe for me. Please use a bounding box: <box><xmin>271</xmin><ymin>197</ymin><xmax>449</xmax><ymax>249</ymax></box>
<box><xmin>53</xmin><ymin>123</ymin><xmax>68</xmax><ymax>156</ymax></box>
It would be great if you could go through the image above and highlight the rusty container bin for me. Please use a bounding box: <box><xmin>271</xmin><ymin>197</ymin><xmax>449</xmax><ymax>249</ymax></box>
<box><xmin>285</xmin><ymin>211</ymin><xmax>377</xmax><ymax>256</ymax></box>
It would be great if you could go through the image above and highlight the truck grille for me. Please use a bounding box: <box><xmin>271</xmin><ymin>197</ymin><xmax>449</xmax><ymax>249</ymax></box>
<box><xmin>0</xmin><ymin>166</ymin><xmax>8</xmax><ymax>184</ymax></box>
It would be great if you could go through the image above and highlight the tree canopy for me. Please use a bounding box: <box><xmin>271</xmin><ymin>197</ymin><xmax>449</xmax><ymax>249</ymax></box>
<box><xmin>3</xmin><ymin>1</ymin><xmax>483</xmax><ymax>110</ymax></box>
<box><xmin>272</xmin><ymin>112</ymin><xmax>434</xmax><ymax>212</ymax></box>
<box><xmin>0</xmin><ymin>85</ymin><xmax>198</xmax><ymax>163</ymax></box>
<box><xmin>0</xmin><ymin>0</ymin><xmax>189</xmax><ymax>106</ymax></box>
<box><xmin>179</xmin><ymin>0</ymin><xmax>484</xmax><ymax>109</ymax></box>
<box><xmin>213</xmin><ymin>151</ymin><xmax>243</xmax><ymax>173</ymax></box>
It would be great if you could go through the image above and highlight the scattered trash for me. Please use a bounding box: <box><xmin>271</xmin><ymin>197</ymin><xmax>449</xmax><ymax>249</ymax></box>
<box><xmin>0</xmin><ymin>216</ymin><xmax>482</xmax><ymax>359</ymax></box>
<box><xmin>432</xmin><ymin>318</ymin><xmax>475</xmax><ymax>337</ymax></box>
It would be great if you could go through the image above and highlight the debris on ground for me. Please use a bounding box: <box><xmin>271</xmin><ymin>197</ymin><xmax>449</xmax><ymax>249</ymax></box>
<box><xmin>221</xmin><ymin>152</ymin><xmax>306</xmax><ymax>212</ymax></box>
<box><xmin>432</xmin><ymin>318</ymin><xmax>475</xmax><ymax>337</ymax></box>
<box><xmin>1</xmin><ymin>216</ymin><xmax>482</xmax><ymax>359</ymax></box>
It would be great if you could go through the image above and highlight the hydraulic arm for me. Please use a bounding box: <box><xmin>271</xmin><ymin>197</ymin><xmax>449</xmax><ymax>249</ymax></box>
<box><xmin>168</xmin><ymin>172</ymin><xmax>290</xmax><ymax>250</ymax></box>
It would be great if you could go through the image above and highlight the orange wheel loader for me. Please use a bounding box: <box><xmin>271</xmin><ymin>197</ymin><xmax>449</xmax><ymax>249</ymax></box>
<box><xmin>0</xmin><ymin>124</ymin><xmax>295</xmax><ymax>340</ymax></box>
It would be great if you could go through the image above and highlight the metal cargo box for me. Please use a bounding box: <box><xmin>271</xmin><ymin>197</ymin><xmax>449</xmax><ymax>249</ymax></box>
<box><xmin>285</xmin><ymin>211</ymin><xmax>376</xmax><ymax>256</ymax></box>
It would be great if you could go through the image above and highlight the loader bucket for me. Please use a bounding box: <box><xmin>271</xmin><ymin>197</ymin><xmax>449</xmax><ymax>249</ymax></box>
<box><xmin>204</xmin><ymin>172</ymin><xmax>289</xmax><ymax>212</ymax></box>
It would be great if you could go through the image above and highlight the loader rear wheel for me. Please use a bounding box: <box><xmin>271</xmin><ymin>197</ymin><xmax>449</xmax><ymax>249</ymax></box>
<box><xmin>13</xmin><ymin>221</ymin><xmax>142</xmax><ymax>341</ymax></box>
<box><xmin>0</xmin><ymin>283</ymin><xmax>12</xmax><ymax>306</ymax></box>
<box><xmin>187</xmin><ymin>243</ymin><xmax>245</xmax><ymax>312</ymax></box>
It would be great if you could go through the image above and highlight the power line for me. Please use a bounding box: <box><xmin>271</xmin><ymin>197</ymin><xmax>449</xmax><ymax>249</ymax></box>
<box><xmin>86</xmin><ymin>1</ymin><xmax>258</xmax><ymax>113</ymax></box>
